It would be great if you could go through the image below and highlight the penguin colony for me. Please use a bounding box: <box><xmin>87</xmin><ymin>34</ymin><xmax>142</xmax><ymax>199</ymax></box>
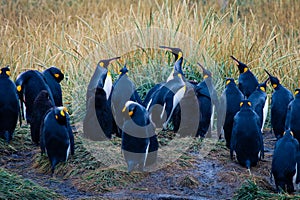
<box><xmin>1</xmin><ymin>46</ymin><xmax>300</xmax><ymax>192</ymax></box>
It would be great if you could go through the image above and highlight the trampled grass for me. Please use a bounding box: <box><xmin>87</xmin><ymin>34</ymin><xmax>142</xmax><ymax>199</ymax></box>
<box><xmin>0</xmin><ymin>168</ymin><xmax>60</xmax><ymax>199</ymax></box>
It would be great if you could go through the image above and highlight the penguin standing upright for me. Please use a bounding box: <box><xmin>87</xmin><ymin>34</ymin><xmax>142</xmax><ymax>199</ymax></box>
<box><xmin>147</xmin><ymin>46</ymin><xmax>186</xmax><ymax>130</ymax></box>
<box><xmin>121</xmin><ymin>101</ymin><xmax>158</xmax><ymax>172</ymax></box>
<box><xmin>111</xmin><ymin>64</ymin><xmax>142</xmax><ymax>136</ymax></box>
<box><xmin>40</xmin><ymin>107</ymin><xmax>75</xmax><ymax>174</ymax></box>
<box><xmin>248</xmin><ymin>79</ymin><xmax>269</xmax><ymax>131</ymax></box>
<box><xmin>271</xmin><ymin>130</ymin><xmax>300</xmax><ymax>193</ymax></box>
<box><xmin>265</xmin><ymin>69</ymin><xmax>294</xmax><ymax>139</ymax></box>
<box><xmin>230</xmin><ymin>100</ymin><xmax>264</xmax><ymax>170</ymax></box>
<box><xmin>31</xmin><ymin>90</ymin><xmax>53</xmax><ymax>144</ymax></box>
<box><xmin>230</xmin><ymin>56</ymin><xmax>258</xmax><ymax>98</ymax></box>
<box><xmin>285</xmin><ymin>89</ymin><xmax>300</xmax><ymax>143</ymax></box>
<box><xmin>0</xmin><ymin>66</ymin><xmax>20</xmax><ymax>142</ymax></box>
<box><xmin>42</xmin><ymin>66</ymin><xmax>64</xmax><ymax>106</ymax></box>
<box><xmin>198</xmin><ymin>63</ymin><xmax>219</xmax><ymax>135</ymax></box>
<box><xmin>218</xmin><ymin>78</ymin><xmax>243</xmax><ymax>148</ymax></box>
<box><xmin>15</xmin><ymin>70</ymin><xmax>54</xmax><ymax>124</ymax></box>
<box><xmin>83</xmin><ymin>57</ymin><xmax>120</xmax><ymax>140</ymax></box>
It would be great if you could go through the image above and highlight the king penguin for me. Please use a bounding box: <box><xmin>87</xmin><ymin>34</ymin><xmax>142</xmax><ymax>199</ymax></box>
<box><xmin>111</xmin><ymin>64</ymin><xmax>142</xmax><ymax>137</ymax></box>
<box><xmin>271</xmin><ymin>129</ymin><xmax>300</xmax><ymax>193</ymax></box>
<box><xmin>218</xmin><ymin>78</ymin><xmax>243</xmax><ymax>148</ymax></box>
<box><xmin>285</xmin><ymin>89</ymin><xmax>300</xmax><ymax>143</ymax></box>
<box><xmin>230</xmin><ymin>100</ymin><xmax>264</xmax><ymax>170</ymax></box>
<box><xmin>0</xmin><ymin>66</ymin><xmax>20</xmax><ymax>143</ymax></box>
<box><xmin>147</xmin><ymin>46</ymin><xmax>186</xmax><ymax>130</ymax></box>
<box><xmin>121</xmin><ymin>101</ymin><xmax>158</xmax><ymax>172</ymax></box>
<box><xmin>31</xmin><ymin>90</ymin><xmax>54</xmax><ymax>144</ymax></box>
<box><xmin>248</xmin><ymin>78</ymin><xmax>269</xmax><ymax>131</ymax></box>
<box><xmin>40</xmin><ymin>107</ymin><xmax>75</xmax><ymax>174</ymax></box>
<box><xmin>84</xmin><ymin>57</ymin><xmax>120</xmax><ymax>140</ymax></box>
<box><xmin>15</xmin><ymin>70</ymin><xmax>55</xmax><ymax>124</ymax></box>
<box><xmin>230</xmin><ymin>56</ymin><xmax>258</xmax><ymax>98</ymax></box>
<box><xmin>265</xmin><ymin>69</ymin><xmax>294</xmax><ymax>139</ymax></box>
<box><xmin>42</xmin><ymin>66</ymin><xmax>64</xmax><ymax>106</ymax></box>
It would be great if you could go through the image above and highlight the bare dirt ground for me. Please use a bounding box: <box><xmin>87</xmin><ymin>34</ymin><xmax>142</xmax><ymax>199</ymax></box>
<box><xmin>0</xmin><ymin>128</ymin><xmax>280</xmax><ymax>200</ymax></box>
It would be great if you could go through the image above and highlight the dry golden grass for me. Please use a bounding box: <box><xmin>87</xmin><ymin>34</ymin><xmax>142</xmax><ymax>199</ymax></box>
<box><xmin>0</xmin><ymin>0</ymin><xmax>299</xmax><ymax>121</ymax></box>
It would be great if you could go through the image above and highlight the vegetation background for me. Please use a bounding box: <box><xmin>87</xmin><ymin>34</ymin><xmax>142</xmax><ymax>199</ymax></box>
<box><xmin>0</xmin><ymin>0</ymin><xmax>299</xmax><ymax>199</ymax></box>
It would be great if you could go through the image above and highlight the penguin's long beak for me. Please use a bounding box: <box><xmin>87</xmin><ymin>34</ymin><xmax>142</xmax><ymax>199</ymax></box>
<box><xmin>108</xmin><ymin>56</ymin><xmax>121</xmax><ymax>64</ymax></box>
<box><xmin>264</xmin><ymin>69</ymin><xmax>272</xmax><ymax>77</ymax></box>
<box><xmin>230</xmin><ymin>55</ymin><xmax>240</xmax><ymax>65</ymax></box>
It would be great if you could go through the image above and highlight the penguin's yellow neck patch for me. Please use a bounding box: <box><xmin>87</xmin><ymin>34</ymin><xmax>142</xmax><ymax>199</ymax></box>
<box><xmin>17</xmin><ymin>85</ymin><xmax>22</xmax><ymax>92</ymax></box>
<box><xmin>63</xmin><ymin>107</ymin><xmax>68</xmax><ymax>114</ymax></box>
<box><xmin>260</xmin><ymin>86</ymin><xmax>266</xmax><ymax>92</ymax></box>
<box><xmin>99</xmin><ymin>62</ymin><xmax>104</xmax><ymax>67</ymax></box>
<box><xmin>60</xmin><ymin>110</ymin><xmax>65</xmax><ymax>117</ymax></box>
<box><xmin>272</xmin><ymin>84</ymin><xmax>278</xmax><ymax>89</ymax></box>
<box><xmin>243</xmin><ymin>68</ymin><xmax>248</xmax><ymax>73</ymax></box>
<box><xmin>107</xmin><ymin>71</ymin><xmax>111</xmax><ymax>77</ymax></box>
<box><xmin>54</xmin><ymin>73</ymin><xmax>59</xmax><ymax>78</ymax></box>
<box><xmin>177</xmin><ymin>52</ymin><xmax>183</xmax><ymax>61</ymax></box>
<box><xmin>6</xmin><ymin>71</ymin><xmax>11</xmax><ymax>76</ymax></box>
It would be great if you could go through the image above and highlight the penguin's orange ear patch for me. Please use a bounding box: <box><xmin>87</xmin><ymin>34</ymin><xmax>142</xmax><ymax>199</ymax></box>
<box><xmin>99</xmin><ymin>62</ymin><xmax>104</xmax><ymax>67</ymax></box>
<box><xmin>203</xmin><ymin>75</ymin><xmax>209</xmax><ymax>79</ymax></box>
<box><xmin>177</xmin><ymin>51</ymin><xmax>183</xmax><ymax>60</ymax></box>
<box><xmin>295</xmin><ymin>90</ymin><xmax>299</xmax><ymax>95</ymax></box>
<box><xmin>128</xmin><ymin>110</ymin><xmax>134</xmax><ymax>117</ymax></box>
<box><xmin>226</xmin><ymin>80</ymin><xmax>231</xmax><ymax>85</ymax></box>
<box><xmin>55</xmin><ymin>115</ymin><xmax>58</xmax><ymax>120</ymax></box>
<box><xmin>243</xmin><ymin>68</ymin><xmax>248</xmax><ymax>73</ymax></box>
<box><xmin>240</xmin><ymin>102</ymin><xmax>243</xmax><ymax>107</ymax></box>
<box><xmin>17</xmin><ymin>85</ymin><xmax>22</xmax><ymax>92</ymax></box>
<box><xmin>54</xmin><ymin>73</ymin><xmax>59</xmax><ymax>78</ymax></box>
<box><xmin>247</xmin><ymin>101</ymin><xmax>251</xmax><ymax>106</ymax></box>
<box><xmin>260</xmin><ymin>86</ymin><xmax>266</xmax><ymax>92</ymax></box>
<box><xmin>272</xmin><ymin>84</ymin><xmax>278</xmax><ymax>89</ymax></box>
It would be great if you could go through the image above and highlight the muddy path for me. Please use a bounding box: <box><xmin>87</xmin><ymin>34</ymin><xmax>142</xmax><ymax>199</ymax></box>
<box><xmin>0</xmin><ymin>130</ymin><xmax>277</xmax><ymax>200</ymax></box>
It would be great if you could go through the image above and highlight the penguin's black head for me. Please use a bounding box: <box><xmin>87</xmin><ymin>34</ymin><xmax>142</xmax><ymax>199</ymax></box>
<box><xmin>119</xmin><ymin>64</ymin><xmax>129</xmax><ymax>76</ymax></box>
<box><xmin>0</xmin><ymin>66</ymin><xmax>11</xmax><ymax>77</ymax></box>
<box><xmin>264</xmin><ymin>69</ymin><xmax>280</xmax><ymax>89</ymax></box>
<box><xmin>283</xmin><ymin>129</ymin><xmax>294</xmax><ymax>138</ymax></box>
<box><xmin>258</xmin><ymin>78</ymin><xmax>269</xmax><ymax>92</ymax></box>
<box><xmin>54</xmin><ymin>107</ymin><xmax>68</xmax><ymax>125</ymax></box>
<box><xmin>122</xmin><ymin>101</ymin><xmax>140</xmax><ymax>118</ymax></box>
<box><xmin>225</xmin><ymin>78</ymin><xmax>235</xmax><ymax>87</ymax></box>
<box><xmin>198</xmin><ymin>63</ymin><xmax>212</xmax><ymax>79</ymax></box>
<box><xmin>230</xmin><ymin>56</ymin><xmax>249</xmax><ymax>74</ymax></box>
<box><xmin>47</xmin><ymin>66</ymin><xmax>64</xmax><ymax>83</ymax></box>
<box><xmin>97</xmin><ymin>56</ymin><xmax>120</xmax><ymax>69</ymax></box>
<box><xmin>294</xmin><ymin>89</ymin><xmax>300</xmax><ymax>97</ymax></box>
<box><xmin>159</xmin><ymin>46</ymin><xmax>183</xmax><ymax>62</ymax></box>
<box><xmin>239</xmin><ymin>100</ymin><xmax>252</xmax><ymax>109</ymax></box>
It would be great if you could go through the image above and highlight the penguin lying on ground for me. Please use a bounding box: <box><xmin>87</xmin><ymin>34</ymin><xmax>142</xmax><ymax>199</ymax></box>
<box><xmin>271</xmin><ymin>129</ymin><xmax>300</xmax><ymax>193</ymax></box>
<box><xmin>31</xmin><ymin>90</ymin><xmax>53</xmax><ymax>144</ymax></box>
<box><xmin>265</xmin><ymin>69</ymin><xmax>294</xmax><ymax>139</ymax></box>
<box><xmin>42</xmin><ymin>66</ymin><xmax>64</xmax><ymax>106</ymax></box>
<box><xmin>84</xmin><ymin>57</ymin><xmax>119</xmax><ymax>140</ymax></box>
<box><xmin>285</xmin><ymin>89</ymin><xmax>300</xmax><ymax>143</ymax></box>
<box><xmin>230</xmin><ymin>56</ymin><xmax>258</xmax><ymax>98</ymax></box>
<box><xmin>15</xmin><ymin>70</ymin><xmax>54</xmax><ymax>124</ymax></box>
<box><xmin>40</xmin><ymin>106</ymin><xmax>75</xmax><ymax>174</ymax></box>
<box><xmin>0</xmin><ymin>66</ymin><xmax>20</xmax><ymax>143</ymax></box>
<box><xmin>248</xmin><ymin>78</ymin><xmax>269</xmax><ymax>131</ymax></box>
<box><xmin>230</xmin><ymin>100</ymin><xmax>264</xmax><ymax>170</ymax></box>
<box><xmin>121</xmin><ymin>101</ymin><xmax>158</xmax><ymax>172</ymax></box>
<box><xmin>218</xmin><ymin>78</ymin><xmax>243</xmax><ymax>148</ymax></box>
